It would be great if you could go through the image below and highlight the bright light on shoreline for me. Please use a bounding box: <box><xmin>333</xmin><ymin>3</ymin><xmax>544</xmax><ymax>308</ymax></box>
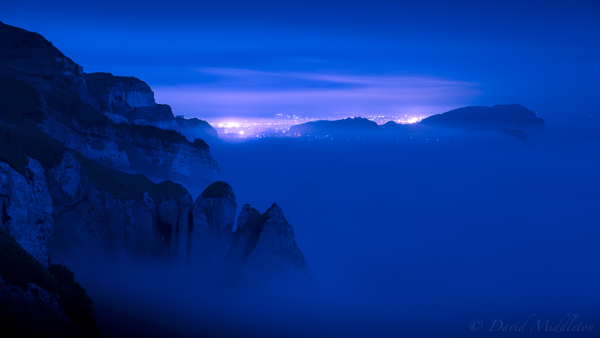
<box><xmin>218</xmin><ymin>121</ymin><xmax>241</xmax><ymax>128</ymax></box>
<box><xmin>210</xmin><ymin>113</ymin><xmax>427</xmax><ymax>139</ymax></box>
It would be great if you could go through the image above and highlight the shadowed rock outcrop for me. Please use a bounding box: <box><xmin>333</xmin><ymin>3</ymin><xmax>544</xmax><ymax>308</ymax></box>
<box><xmin>0</xmin><ymin>146</ymin><xmax>193</xmax><ymax>266</ymax></box>
<box><xmin>0</xmin><ymin>275</ymin><xmax>77</xmax><ymax>337</ymax></box>
<box><xmin>0</xmin><ymin>228</ymin><xmax>101</xmax><ymax>337</ymax></box>
<box><xmin>85</xmin><ymin>72</ymin><xmax>219</xmax><ymax>142</ymax></box>
<box><xmin>186</xmin><ymin>181</ymin><xmax>237</xmax><ymax>271</ymax></box>
<box><xmin>45</xmin><ymin>153</ymin><xmax>157</xmax><ymax>264</ymax></box>
<box><xmin>243</xmin><ymin>203</ymin><xmax>308</xmax><ymax>274</ymax></box>
<box><xmin>222</xmin><ymin>203</ymin><xmax>309</xmax><ymax>281</ymax></box>
<box><xmin>0</xmin><ymin>159</ymin><xmax>53</xmax><ymax>267</ymax></box>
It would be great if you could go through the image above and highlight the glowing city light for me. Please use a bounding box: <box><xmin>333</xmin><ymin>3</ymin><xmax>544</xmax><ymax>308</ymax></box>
<box><xmin>218</xmin><ymin>121</ymin><xmax>241</xmax><ymax>128</ymax></box>
<box><xmin>211</xmin><ymin>113</ymin><xmax>428</xmax><ymax>139</ymax></box>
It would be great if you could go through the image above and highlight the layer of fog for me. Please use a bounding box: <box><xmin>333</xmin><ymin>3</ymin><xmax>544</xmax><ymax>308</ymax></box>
<box><xmin>73</xmin><ymin>116</ymin><xmax>600</xmax><ymax>337</ymax></box>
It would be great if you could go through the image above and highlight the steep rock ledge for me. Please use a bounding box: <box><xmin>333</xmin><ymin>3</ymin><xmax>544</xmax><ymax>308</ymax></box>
<box><xmin>0</xmin><ymin>23</ymin><xmax>221</xmax><ymax>191</ymax></box>
<box><xmin>185</xmin><ymin>181</ymin><xmax>237</xmax><ymax>271</ymax></box>
<box><xmin>85</xmin><ymin>72</ymin><xmax>219</xmax><ymax>141</ymax></box>
<box><xmin>236</xmin><ymin>203</ymin><xmax>309</xmax><ymax>274</ymax></box>
<box><xmin>0</xmin><ymin>159</ymin><xmax>53</xmax><ymax>267</ymax></box>
<box><xmin>0</xmin><ymin>117</ymin><xmax>194</xmax><ymax>265</ymax></box>
<box><xmin>83</xmin><ymin>125</ymin><xmax>220</xmax><ymax>188</ymax></box>
<box><xmin>222</xmin><ymin>203</ymin><xmax>309</xmax><ymax>280</ymax></box>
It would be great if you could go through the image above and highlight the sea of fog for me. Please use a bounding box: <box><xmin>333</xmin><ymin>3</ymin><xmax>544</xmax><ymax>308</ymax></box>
<box><xmin>73</xmin><ymin>115</ymin><xmax>600</xmax><ymax>337</ymax></box>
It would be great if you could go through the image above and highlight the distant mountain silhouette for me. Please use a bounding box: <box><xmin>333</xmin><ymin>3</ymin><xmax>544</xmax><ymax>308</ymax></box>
<box><xmin>288</xmin><ymin>106</ymin><xmax>539</xmax><ymax>141</ymax></box>
<box><xmin>380</xmin><ymin>121</ymin><xmax>405</xmax><ymax>131</ymax></box>
<box><xmin>288</xmin><ymin>117</ymin><xmax>381</xmax><ymax>136</ymax></box>
<box><xmin>420</xmin><ymin>104</ymin><xmax>545</xmax><ymax>130</ymax></box>
<box><xmin>379</xmin><ymin>121</ymin><xmax>422</xmax><ymax>132</ymax></box>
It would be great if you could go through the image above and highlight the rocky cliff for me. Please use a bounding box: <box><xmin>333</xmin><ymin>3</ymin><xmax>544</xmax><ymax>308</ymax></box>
<box><xmin>1</xmin><ymin>146</ymin><xmax>308</xmax><ymax>278</ymax></box>
<box><xmin>85</xmin><ymin>72</ymin><xmax>172</xmax><ymax>126</ymax></box>
<box><xmin>0</xmin><ymin>22</ymin><xmax>220</xmax><ymax>191</ymax></box>
<box><xmin>243</xmin><ymin>203</ymin><xmax>308</xmax><ymax>274</ymax></box>
<box><xmin>0</xmin><ymin>131</ymin><xmax>194</xmax><ymax>266</ymax></box>
<box><xmin>85</xmin><ymin>72</ymin><xmax>219</xmax><ymax>141</ymax></box>
<box><xmin>184</xmin><ymin>181</ymin><xmax>237</xmax><ymax>273</ymax></box>
<box><xmin>222</xmin><ymin>203</ymin><xmax>309</xmax><ymax>281</ymax></box>
<box><xmin>0</xmin><ymin>74</ymin><xmax>198</xmax><ymax>268</ymax></box>
<box><xmin>0</xmin><ymin>159</ymin><xmax>53</xmax><ymax>267</ymax></box>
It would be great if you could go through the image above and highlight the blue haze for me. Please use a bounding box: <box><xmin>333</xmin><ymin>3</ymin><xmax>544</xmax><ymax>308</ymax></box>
<box><xmin>1</xmin><ymin>1</ymin><xmax>599</xmax><ymax>336</ymax></box>
<box><xmin>70</xmin><ymin>115</ymin><xmax>600</xmax><ymax>337</ymax></box>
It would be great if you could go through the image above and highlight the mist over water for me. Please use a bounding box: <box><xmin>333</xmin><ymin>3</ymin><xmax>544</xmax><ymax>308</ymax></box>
<box><xmin>73</xmin><ymin>116</ymin><xmax>600</xmax><ymax>337</ymax></box>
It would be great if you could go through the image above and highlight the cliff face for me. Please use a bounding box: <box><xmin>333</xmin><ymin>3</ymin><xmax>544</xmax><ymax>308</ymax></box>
<box><xmin>232</xmin><ymin>203</ymin><xmax>309</xmax><ymax>275</ymax></box>
<box><xmin>221</xmin><ymin>203</ymin><xmax>310</xmax><ymax>280</ymax></box>
<box><xmin>45</xmin><ymin>153</ymin><xmax>157</xmax><ymax>264</ymax></box>
<box><xmin>86</xmin><ymin>72</ymin><xmax>155</xmax><ymax>109</ymax></box>
<box><xmin>85</xmin><ymin>72</ymin><xmax>219</xmax><ymax>141</ymax></box>
<box><xmin>0</xmin><ymin>159</ymin><xmax>53</xmax><ymax>267</ymax></box>
<box><xmin>244</xmin><ymin>204</ymin><xmax>308</xmax><ymax>273</ymax></box>
<box><xmin>186</xmin><ymin>182</ymin><xmax>237</xmax><ymax>271</ymax></box>
<box><xmin>1</xmin><ymin>154</ymin><xmax>308</xmax><ymax>277</ymax></box>
<box><xmin>0</xmin><ymin>71</ymin><xmax>196</xmax><ymax>266</ymax></box>
<box><xmin>0</xmin><ymin>22</ymin><xmax>93</xmax><ymax>109</ymax></box>
<box><xmin>0</xmin><ymin>23</ymin><xmax>221</xmax><ymax>191</ymax></box>
<box><xmin>0</xmin><ymin>151</ymin><xmax>194</xmax><ymax>266</ymax></box>
<box><xmin>83</xmin><ymin>127</ymin><xmax>220</xmax><ymax>187</ymax></box>
<box><xmin>85</xmin><ymin>72</ymin><xmax>170</xmax><ymax>125</ymax></box>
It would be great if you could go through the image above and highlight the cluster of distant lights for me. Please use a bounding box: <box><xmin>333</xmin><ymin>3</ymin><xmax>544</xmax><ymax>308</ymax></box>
<box><xmin>217</xmin><ymin>122</ymin><xmax>241</xmax><ymax>128</ymax></box>
<box><xmin>212</xmin><ymin>114</ymin><xmax>426</xmax><ymax>138</ymax></box>
<box><xmin>213</xmin><ymin>113</ymin><xmax>595</xmax><ymax>138</ymax></box>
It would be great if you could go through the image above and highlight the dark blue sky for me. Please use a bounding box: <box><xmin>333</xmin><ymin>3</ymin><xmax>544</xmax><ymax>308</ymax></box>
<box><xmin>2</xmin><ymin>0</ymin><xmax>599</xmax><ymax>119</ymax></box>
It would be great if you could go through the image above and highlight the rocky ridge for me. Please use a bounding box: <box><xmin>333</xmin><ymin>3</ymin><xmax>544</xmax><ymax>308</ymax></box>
<box><xmin>0</xmin><ymin>22</ymin><xmax>220</xmax><ymax>191</ymax></box>
<box><xmin>221</xmin><ymin>203</ymin><xmax>309</xmax><ymax>281</ymax></box>
<box><xmin>85</xmin><ymin>72</ymin><xmax>219</xmax><ymax>142</ymax></box>
<box><xmin>290</xmin><ymin>105</ymin><xmax>545</xmax><ymax>140</ymax></box>
<box><xmin>0</xmin><ymin>150</ymin><xmax>308</xmax><ymax>277</ymax></box>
